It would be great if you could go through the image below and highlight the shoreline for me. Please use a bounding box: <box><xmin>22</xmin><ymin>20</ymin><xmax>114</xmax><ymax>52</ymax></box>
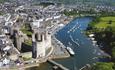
<box><xmin>49</xmin><ymin>35</ymin><xmax>70</xmax><ymax>59</ymax></box>
<box><xmin>48</xmin><ymin>16</ymin><xmax>73</xmax><ymax>59</ymax></box>
<box><xmin>82</xmin><ymin>16</ymin><xmax>115</xmax><ymax>70</ymax></box>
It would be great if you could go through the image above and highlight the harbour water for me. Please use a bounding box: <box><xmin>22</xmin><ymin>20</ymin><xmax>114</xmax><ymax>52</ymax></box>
<box><xmin>28</xmin><ymin>17</ymin><xmax>108</xmax><ymax>70</ymax></box>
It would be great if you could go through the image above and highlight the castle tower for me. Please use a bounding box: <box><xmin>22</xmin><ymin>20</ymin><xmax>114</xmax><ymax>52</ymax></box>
<box><xmin>32</xmin><ymin>33</ymin><xmax>37</xmax><ymax>58</ymax></box>
<box><xmin>36</xmin><ymin>33</ymin><xmax>46</xmax><ymax>58</ymax></box>
<box><xmin>32</xmin><ymin>29</ymin><xmax>52</xmax><ymax>58</ymax></box>
<box><xmin>14</xmin><ymin>30</ymin><xmax>22</xmax><ymax>51</ymax></box>
<box><xmin>32</xmin><ymin>31</ymin><xmax>45</xmax><ymax>58</ymax></box>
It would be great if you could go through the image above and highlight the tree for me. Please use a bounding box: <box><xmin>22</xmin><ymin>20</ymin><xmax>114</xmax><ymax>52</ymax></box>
<box><xmin>91</xmin><ymin>62</ymin><xmax>114</xmax><ymax>70</ymax></box>
<box><xmin>105</xmin><ymin>26</ymin><xmax>112</xmax><ymax>32</ymax></box>
<box><xmin>108</xmin><ymin>20</ymin><xmax>112</xmax><ymax>24</ymax></box>
<box><xmin>112</xmin><ymin>47</ymin><xmax>115</xmax><ymax>59</ymax></box>
<box><xmin>110</xmin><ymin>42</ymin><xmax>115</xmax><ymax>48</ymax></box>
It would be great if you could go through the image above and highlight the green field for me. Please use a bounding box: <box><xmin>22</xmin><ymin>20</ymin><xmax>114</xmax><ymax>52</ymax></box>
<box><xmin>24</xmin><ymin>39</ymin><xmax>32</xmax><ymax>46</ymax></box>
<box><xmin>94</xmin><ymin>17</ymin><xmax>115</xmax><ymax>29</ymax></box>
<box><xmin>87</xmin><ymin>16</ymin><xmax>115</xmax><ymax>70</ymax></box>
<box><xmin>20</xmin><ymin>24</ymin><xmax>32</xmax><ymax>36</ymax></box>
<box><xmin>100</xmin><ymin>17</ymin><xmax>115</xmax><ymax>22</ymax></box>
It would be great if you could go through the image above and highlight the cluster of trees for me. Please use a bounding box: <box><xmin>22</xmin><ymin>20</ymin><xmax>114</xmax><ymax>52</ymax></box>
<box><xmin>39</xmin><ymin>2</ymin><xmax>55</xmax><ymax>7</ymax></box>
<box><xmin>87</xmin><ymin>17</ymin><xmax>115</xmax><ymax>70</ymax></box>
<box><xmin>91</xmin><ymin>62</ymin><xmax>115</xmax><ymax>70</ymax></box>
<box><xmin>94</xmin><ymin>26</ymin><xmax>115</xmax><ymax>58</ymax></box>
<box><xmin>63</xmin><ymin>9</ymin><xmax>97</xmax><ymax>17</ymax></box>
<box><xmin>63</xmin><ymin>10</ymin><xmax>79</xmax><ymax>16</ymax></box>
<box><xmin>63</xmin><ymin>8</ymin><xmax>115</xmax><ymax>17</ymax></box>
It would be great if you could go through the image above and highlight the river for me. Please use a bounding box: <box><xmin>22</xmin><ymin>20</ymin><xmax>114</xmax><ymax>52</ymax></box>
<box><xmin>27</xmin><ymin>17</ymin><xmax>107</xmax><ymax>70</ymax></box>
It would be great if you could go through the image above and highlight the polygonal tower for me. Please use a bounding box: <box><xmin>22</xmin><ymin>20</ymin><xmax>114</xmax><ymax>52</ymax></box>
<box><xmin>32</xmin><ymin>29</ymin><xmax>51</xmax><ymax>58</ymax></box>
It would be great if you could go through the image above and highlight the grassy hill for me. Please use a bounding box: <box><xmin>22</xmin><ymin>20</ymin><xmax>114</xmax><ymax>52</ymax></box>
<box><xmin>94</xmin><ymin>17</ymin><xmax>115</xmax><ymax>29</ymax></box>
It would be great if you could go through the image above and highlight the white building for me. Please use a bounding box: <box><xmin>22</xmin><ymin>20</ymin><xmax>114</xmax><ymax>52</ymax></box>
<box><xmin>31</xmin><ymin>19</ymin><xmax>44</xmax><ymax>28</ymax></box>
<box><xmin>53</xmin><ymin>15</ymin><xmax>61</xmax><ymax>19</ymax></box>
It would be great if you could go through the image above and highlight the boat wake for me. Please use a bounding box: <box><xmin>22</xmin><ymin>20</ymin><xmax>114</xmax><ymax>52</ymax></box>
<box><xmin>70</xmin><ymin>35</ymin><xmax>80</xmax><ymax>46</ymax></box>
<box><xmin>68</xmin><ymin>42</ymin><xmax>72</xmax><ymax>46</ymax></box>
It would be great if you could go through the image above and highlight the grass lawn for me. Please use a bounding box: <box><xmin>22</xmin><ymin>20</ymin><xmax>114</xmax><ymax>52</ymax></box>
<box><xmin>21</xmin><ymin>29</ymin><xmax>32</xmax><ymax>36</ymax></box>
<box><xmin>24</xmin><ymin>39</ymin><xmax>32</xmax><ymax>46</ymax></box>
<box><xmin>20</xmin><ymin>24</ymin><xmax>32</xmax><ymax>36</ymax></box>
<box><xmin>100</xmin><ymin>17</ymin><xmax>115</xmax><ymax>22</ymax></box>
<box><xmin>94</xmin><ymin>17</ymin><xmax>115</xmax><ymax>29</ymax></box>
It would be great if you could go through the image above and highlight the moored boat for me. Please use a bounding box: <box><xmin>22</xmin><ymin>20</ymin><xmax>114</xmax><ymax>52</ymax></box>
<box><xmin>66</xmin><ymin>47</ymin><xmax>75</xmax><ymax>56</ymax></box>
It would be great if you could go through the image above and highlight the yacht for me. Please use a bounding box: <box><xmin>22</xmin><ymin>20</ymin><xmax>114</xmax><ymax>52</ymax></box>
<box><xmin>66</xmin><ymin>47</ymin><xmax>75</xmax><ymax>56</ymax></box>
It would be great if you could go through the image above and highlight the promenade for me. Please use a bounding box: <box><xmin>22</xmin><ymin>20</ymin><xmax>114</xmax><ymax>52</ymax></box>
<box><xmin>47</xmin><ymin>59</ymin><xmax>69</xmax><ymax>70</ymax></box>
<box><xmin>50</xmin><ymin>35</ymin><xmax>70</xmax><ymax>59</ymax></box>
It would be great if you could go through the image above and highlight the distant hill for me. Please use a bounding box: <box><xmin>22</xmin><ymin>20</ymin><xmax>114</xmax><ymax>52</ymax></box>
<box><xmin>1</xmin><ymin>0</ymin><xmax>115</xmax><ymax>6</ymax></box>
<box><xmin>34</xmin><ymin>0</ymin><xmax>115</xmax><ymax>6</ymax></box>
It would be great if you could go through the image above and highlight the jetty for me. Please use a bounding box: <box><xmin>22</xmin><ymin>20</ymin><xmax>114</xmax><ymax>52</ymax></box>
<box><xmin>47</xmin><ymin>59</ymin><xmax>69</xmax><ymax>70</ymax></box>
<box><xmin>79</xmin><ymin>64</ymin><xmax>91</xmax><ymax>70</ymax></box>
